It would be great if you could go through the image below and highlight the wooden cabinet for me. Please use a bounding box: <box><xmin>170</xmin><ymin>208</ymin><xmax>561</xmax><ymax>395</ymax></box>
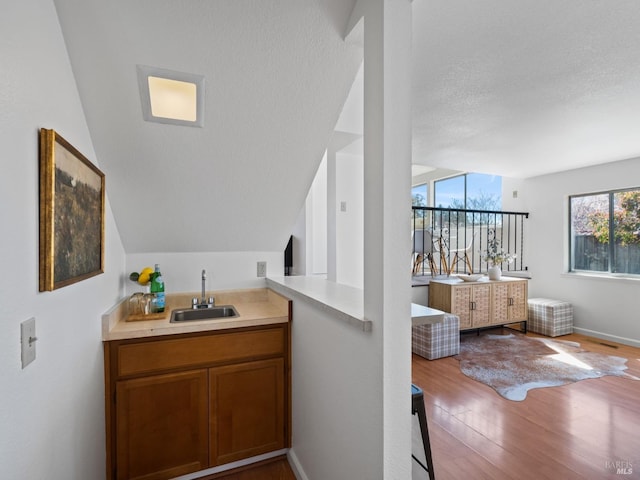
<box><xmin>104</xmin><ymin>323</ymin><xmax>291</xmax><ymax>480</ymax></box>
<box><xmin>210</xmin><ymin>358</ymin><xmax>284</xmax><ymax>466</ymax></box>
<box><xmin>430</xmin><ymin>282</ymin><xmax>490</xmax><ymax>329</ymax></box>
<box><xmin>115</xmin><ymin>370</ymin><xmax>209</xmax><ymax>480</ymax></box>
<box><xmin>491</xmin><ymin>280</ymin><xmax>528</xmax><ymax>325</ymax></box>
<box><xmin>429</xmin><ymin>277</ymin><xmax>528</xmax><ymax>331</ymax></box>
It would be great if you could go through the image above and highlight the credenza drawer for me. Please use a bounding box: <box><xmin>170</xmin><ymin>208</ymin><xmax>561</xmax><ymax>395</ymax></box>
<box><xmin>116</xmin><ymin>327</ymin><xmax>285</xmax><ymax>378</ymax></box>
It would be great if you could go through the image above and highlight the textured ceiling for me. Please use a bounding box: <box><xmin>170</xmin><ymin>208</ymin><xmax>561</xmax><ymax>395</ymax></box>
<box><xmin>53</xmin><ymin>0</ymin><xmax>361</xmax><ymax>253</ymax></box>
<box><xmin>52</xmin><ymin>0</ymin><xmax>640</xmax><ymax>254</ymax></box>
<box><xmin>412</xmin><ymin>0</ymin><xmax>640</xmax><ymax>178</ymax></box>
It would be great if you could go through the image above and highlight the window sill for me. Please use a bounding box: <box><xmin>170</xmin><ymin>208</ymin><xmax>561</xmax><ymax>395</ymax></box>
<box><xmin>562</xmin><ymin>271</ymin><xmax>640</xmax><ymax>284</ymax></box>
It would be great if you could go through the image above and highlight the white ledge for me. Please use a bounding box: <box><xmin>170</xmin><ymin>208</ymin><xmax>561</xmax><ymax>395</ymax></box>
<box><xmin>561</xmin><ymin>271</ymin><xmax>640</xmax><ymax>284</ymax></box>
<box><xmin>266</xmin><ymin>276</ymin><xmax>372</xmax><ymax>332</ymax></box>
<box><xmin>411</xmin><ymin>304</ymin><xmax>445</xmax><ymax>326</ymax></box>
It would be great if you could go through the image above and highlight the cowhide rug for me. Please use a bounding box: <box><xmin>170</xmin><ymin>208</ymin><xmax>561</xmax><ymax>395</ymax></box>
<box><xmin>457</xmin><ymin>333</ymin><xmax>639</xmax><ymax>401</ymax></box>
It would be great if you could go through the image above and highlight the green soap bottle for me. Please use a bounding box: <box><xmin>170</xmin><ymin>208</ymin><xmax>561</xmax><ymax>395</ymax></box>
<box><xmin>150</xmin><ymin>263</ymin><xmax>165</xmax><ymax>313</ymax></box>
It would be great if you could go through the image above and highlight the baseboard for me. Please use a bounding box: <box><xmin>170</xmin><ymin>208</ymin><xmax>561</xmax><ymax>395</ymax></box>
<box><xmin>573</xmin><ymin>327</ymin><xmax>640</xmax><ymax>348</ymax></box>
<box><xmin>173</xmin><ymin>449</ymin><xmax>290</xmax><ymax>480</ymax></box>
<box><xmin>287</xmin><ymin>449</ymin><xmax>310</xmax><ymax>480</ymax></box>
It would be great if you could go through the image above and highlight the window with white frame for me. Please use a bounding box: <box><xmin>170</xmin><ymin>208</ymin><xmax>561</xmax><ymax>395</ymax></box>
<box><xmin>434</xmin><ymin>173</ymin><xmax>502</xmax><ymax>210</ymax></box>
<box><xmin>412</xmin><ymin>183</ymin><xmax>428</xmax><ymax>208</ymax></box>
<box><xmin>570</xmin><ymin>189</ymin><xmax>640</xmax><ymax>274</ymax></box>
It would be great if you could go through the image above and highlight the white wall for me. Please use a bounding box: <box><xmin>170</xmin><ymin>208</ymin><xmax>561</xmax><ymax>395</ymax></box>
<box><xmin>522</xmin><ymin>157</ymin><xmax>640</xmax><ymax>346</ymax></box>
<box><xmin>501</xmin><ymin>177</ymin><xmax>529</xmax><ymax>213</ymax></box>
<box><xmin>0</xmin><ymin>2</ymin><xmax>126</xmax><ymax>478</ymax></box>
<box><xmin>287</xmin><ymin>299</ymin><xmax>382</xmax><ymax>479</ymax></box>
<box><xmin>290</xmin><ymin>206</ymin><xmax>307</xmax><ymax>276</ymax></box>
<box><xmin>361</xmin><ymin>0</ymin><xmax>413</xmax><ymax>477</ymax></box>
<box><xmin>306</xmin><ymin>154</ymin><xmax>328</xmax><ymax>275</ymax></box>
<box><xmin>287</xmin><ymin>1</ymin><xmax>412</xmax><ymax>478</ymax></box>
<box><xmin>298</xmin><ymin>147</ymin><xmax>364</xmax><ymax>288</ymax></box>
<box><xmin>336</xmin><ymin>151</ymin><xmax>364</xmax><ymax>288</ymax></box>
<box><xmin>125</xmin><ymin>252</ymin><xmax>283</xmax><ymax>297</ymax></box>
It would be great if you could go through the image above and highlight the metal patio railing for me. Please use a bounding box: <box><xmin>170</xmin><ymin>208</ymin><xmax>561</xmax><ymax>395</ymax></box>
<box><xmin>412</xmin><ymin>206</ymin><xmax>529</xmax><ymax>277</ymax></box>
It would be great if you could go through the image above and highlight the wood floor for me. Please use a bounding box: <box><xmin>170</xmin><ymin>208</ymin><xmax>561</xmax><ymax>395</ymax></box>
<box><xmin>412</xmin><ymin>331</ymin><xmax>640</xmax><ymax>480</ymax></box>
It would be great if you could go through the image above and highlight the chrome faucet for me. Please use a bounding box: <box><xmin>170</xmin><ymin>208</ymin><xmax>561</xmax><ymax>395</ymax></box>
<box><xmin>201</xmin><ymin>269</ymin><xmax>207</xmax><ymax>304</ymax></box>
<box><xmin>192</xmin><ymin>269</ymin><xmax>215</xmax><ymax>309</ymax></box>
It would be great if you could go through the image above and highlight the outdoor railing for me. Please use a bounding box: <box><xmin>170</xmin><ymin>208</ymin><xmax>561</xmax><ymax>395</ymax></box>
<box><xmin>412</xmin><ymin>206</ymin><xmax>529</xmax><ymax>277</ymax></box>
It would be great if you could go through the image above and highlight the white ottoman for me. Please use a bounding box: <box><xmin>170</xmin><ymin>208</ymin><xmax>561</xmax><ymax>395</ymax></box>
<box><xmin>527</xmin><ymin>298</ymin><xmax>573</xmax><ymax>337</ymax></box>
<box><xmin>412</xmin><ymin>314</ymin><xmax>460</xmax><ymax>360</ymax></box>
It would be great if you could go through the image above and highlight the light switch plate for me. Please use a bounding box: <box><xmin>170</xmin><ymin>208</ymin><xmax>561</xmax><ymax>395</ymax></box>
<box><xmin>21</xmin><ymin>317</ymin><xmax>36</xmax><ymax>369</ymax></box>
<box><xmin>257</xmin><ymin>261</ymin><xmax>267</xmax><ymax>277</ymax></box>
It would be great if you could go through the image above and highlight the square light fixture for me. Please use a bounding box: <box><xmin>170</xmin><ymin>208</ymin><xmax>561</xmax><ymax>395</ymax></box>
<box><xmin>137</xmin><ymin>65</ymin><xmax>205</xmax><ymax>127</ymax></box>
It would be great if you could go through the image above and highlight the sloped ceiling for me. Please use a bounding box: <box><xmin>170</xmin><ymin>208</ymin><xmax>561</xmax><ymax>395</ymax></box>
<box><xmin>53</xmin><ymin>0</ymin><xmax>640</xmax><ymax>254</ymax></box>
<box><xmin>53</xmin><ymin>0</ymin><xmax>361</xmax><ymax>253</ymax></box>
<box><xmin>412</xmin><ymin>0</ymin><xmax>640</xmax><ymax>178</ymax></box>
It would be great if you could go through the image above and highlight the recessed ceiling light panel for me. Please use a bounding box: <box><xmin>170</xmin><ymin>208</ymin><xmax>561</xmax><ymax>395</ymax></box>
<box><xmin>137</xmin><ymin>65</ymin><xmax>205</xmax><ymax>127</ymax></box>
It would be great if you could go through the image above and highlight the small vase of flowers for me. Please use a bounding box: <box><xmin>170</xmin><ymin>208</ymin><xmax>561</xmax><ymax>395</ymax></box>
<box><xmin>482</xmin><ymin>230</ymin><xmax>516</xmax><ymax>280</ymax></box>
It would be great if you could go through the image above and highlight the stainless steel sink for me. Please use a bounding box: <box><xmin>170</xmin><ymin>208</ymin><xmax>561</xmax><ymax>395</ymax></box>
<box><xmin>170</xmin><ymin>305</ymin><xmax>239</xmax><ymax>323</ymax></box>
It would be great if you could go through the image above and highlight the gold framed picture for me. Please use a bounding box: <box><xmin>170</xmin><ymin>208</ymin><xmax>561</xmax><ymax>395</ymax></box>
<box><xmin>39</xmin><ymin>128</ymin><xmax>105</xmax><ymax>291</ymax></box>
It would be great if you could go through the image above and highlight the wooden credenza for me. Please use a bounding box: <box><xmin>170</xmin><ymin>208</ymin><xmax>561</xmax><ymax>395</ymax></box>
<box><xmin>428</xmin><ymin>277</ymin><xmax>528</xmax><ymax>331</ymax></box>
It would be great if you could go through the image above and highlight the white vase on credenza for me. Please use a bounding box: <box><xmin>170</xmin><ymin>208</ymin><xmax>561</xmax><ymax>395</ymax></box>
<box><xmin>488</xmin><ymin>265</ymin><xmax>502</xmax><ymax>281</ymax></box>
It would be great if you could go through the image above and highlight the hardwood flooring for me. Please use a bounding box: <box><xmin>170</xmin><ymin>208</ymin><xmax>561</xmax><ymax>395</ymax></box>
<box><xmin>412</xmin><ymin>331</ymin><xmax>640</xmax><ymax>480</ymax></box>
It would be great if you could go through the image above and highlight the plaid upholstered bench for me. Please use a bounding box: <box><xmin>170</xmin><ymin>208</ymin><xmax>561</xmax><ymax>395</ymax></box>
<box><xmin>412</xmin><ymin>314</ymin><xmax>460</xmax><ymax>360</ymax></box>
<box><xmin>527</xmin><ymin>298</ymin><xmax>573</xmax><ymax>337</ymax></box>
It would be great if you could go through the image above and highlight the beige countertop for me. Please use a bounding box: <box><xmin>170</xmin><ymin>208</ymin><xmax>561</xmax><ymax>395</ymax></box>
<box><xmin>102</xmin><ymin>288</ymin><xmax>290</xmax><ymax>341</ymax></box>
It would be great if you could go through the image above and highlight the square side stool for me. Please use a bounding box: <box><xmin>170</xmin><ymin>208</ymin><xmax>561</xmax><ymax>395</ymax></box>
<box><xmin>412</xmin><ymin>314</ymin><xmax>460</xmax><ymax>360</ymax></box>
<box><xmin>527</xmin><ymin>298</ymin><xmax>573</xmax><ymax>337</ymax></box>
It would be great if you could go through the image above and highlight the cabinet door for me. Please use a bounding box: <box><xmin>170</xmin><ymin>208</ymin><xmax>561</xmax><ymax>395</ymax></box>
<box><xmin>450</xmin><ymin>285</ymin><xmax>472</xmax><ymax>329</ymax></box>
<box><xmin>490</xmin><ymin>282</ymin><xmax>510</xmax><ymax>326</ymax></box>
<box><xmin>210</xmin><ymin>358</ymin><xmax>285</xmax><ymax>466</ymax></box>
<box><xmin>471</xmin><ymin>283</ymin><xmax>491</xmax><ymax>327</ymax></box>
<box><xmin>508</xmin><ymin>281</ymin><xmax>528</xmax><ymax>321</ymax></box>
<box><xmin>116</xmin><ymin>370</ymin><xmax>209</xmax><ymax>480</ymax></box>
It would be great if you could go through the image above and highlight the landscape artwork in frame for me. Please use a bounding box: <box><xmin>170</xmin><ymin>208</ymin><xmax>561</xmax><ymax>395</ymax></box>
<box><xmin>39</xmin><ymin>128</ymin><xmax>105</xmax><ymax>291</ymax></box>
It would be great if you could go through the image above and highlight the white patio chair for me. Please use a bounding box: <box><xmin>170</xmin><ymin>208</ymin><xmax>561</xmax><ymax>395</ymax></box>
<box><xmin>447</xmin><ymin>231</ymin><xmax>477</xmax><ymax>274</ymax></box>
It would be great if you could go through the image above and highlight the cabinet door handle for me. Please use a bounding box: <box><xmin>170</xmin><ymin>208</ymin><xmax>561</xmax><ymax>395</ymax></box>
<box><xmin>508</xmin><ymin>297</ymin><xmax>514</xmax><ymax>306</ymax></box>
<box><xmin>470</xmin><ymin>301</ymin><xmax>475</xmax><ymax>311</ymax></box>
